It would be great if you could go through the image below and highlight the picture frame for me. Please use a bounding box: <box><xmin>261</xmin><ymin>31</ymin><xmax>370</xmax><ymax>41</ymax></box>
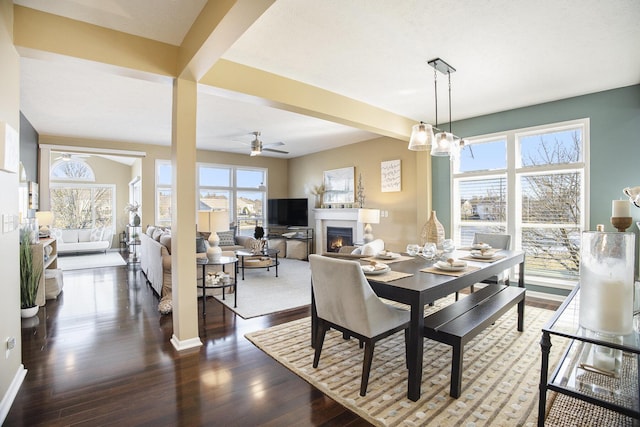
<box><xmin>323</xmin><ymin>167</ymin><xmax>355</xmax><ymax>205</ymax></box>
<box><xmin>0</xmin><ymin>121</ymin><xmax>19</xmax><ymax>174</ymax></box>
<box><xmin>381</xmin><ymin>159</ymin><xmax>401</xmax><ymax>192</ymax></box>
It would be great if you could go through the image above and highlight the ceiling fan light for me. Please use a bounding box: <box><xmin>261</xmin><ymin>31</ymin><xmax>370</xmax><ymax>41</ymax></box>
<box><xmin>430</xmin><ymin>132</ymin><xmax>454</xmax><ymax>156</ymax></box>
<box><xmin>408</xmin><ymin>122</ymin><xmax>433</xmax><ymax>151</ymax></box>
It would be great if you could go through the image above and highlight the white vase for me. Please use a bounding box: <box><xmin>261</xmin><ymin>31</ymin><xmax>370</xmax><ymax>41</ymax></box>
<box><xmin>21</xmin><ymin>306</ymin><xmax>39</xmax><ymax>318</ymax></box>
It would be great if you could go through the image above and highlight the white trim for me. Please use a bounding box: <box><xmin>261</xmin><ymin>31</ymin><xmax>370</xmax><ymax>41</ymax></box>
<box><xmin>0</xmin><ymin>364</ymin><xmax>27</xmax><ymax>424</ymax></box>
<box><xmin>40</xmin><ymin>143</ymin><xmax>146</xmax><ymax>158</ymax></box>
<box><xmin>170</xmin><ymin>335</ymin><xmax>203</xmax><ymax>352</ymax></box>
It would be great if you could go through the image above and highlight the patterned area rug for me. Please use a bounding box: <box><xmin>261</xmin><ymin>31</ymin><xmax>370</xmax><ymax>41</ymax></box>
<box><xmin>246</xmin><ymin>297</ymin><xmax>563</xmax><ymax>427</ymax></box>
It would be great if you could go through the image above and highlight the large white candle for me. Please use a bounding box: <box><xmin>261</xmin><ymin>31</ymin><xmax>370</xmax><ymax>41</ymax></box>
<box><xmin>612</xmin><ymin>200</ymin><xmax>630</xmax><ymax>217</ymax></box>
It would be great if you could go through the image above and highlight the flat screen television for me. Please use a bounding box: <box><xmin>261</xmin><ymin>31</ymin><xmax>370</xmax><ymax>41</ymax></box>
<box><xmin>268</xmin><ymin>198</ymin><xmax>308</xmax><ymax>227</ymax></box>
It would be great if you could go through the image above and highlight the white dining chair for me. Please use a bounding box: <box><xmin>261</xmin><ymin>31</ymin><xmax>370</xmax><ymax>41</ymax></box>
<box><xmin>309</xmin><ymin>254</ymin><xmax>410</xmax><ymax>396</ymax></box>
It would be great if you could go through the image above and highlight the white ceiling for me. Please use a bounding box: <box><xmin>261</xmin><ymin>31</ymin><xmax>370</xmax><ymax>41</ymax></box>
<box><xmin>16</xmin><ymin>0</ymin><xmax>640</xmax><ymax>158</ymax></box>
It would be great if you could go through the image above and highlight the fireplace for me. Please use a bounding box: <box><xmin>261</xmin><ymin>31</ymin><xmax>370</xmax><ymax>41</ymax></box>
<box><xmin>312</xmin><ymin>208</ymin><xmax>365</xmax><ymax>254</ymax></box>
<box><xmin>326</xmin><ymin>227</ymin><xmax>353</xmax><ymax>252</ymax></box>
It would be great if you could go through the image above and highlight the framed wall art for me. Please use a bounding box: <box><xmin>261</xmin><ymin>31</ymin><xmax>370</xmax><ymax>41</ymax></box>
<box><xmin>323</xmin><ymin>167</ymin><xmax>355</xmax><ymax>205</ymax></box>
<box><xmin>381</xmin><ymin>159</ymin><xmax>401</xmax><ymax>192</ymax></box>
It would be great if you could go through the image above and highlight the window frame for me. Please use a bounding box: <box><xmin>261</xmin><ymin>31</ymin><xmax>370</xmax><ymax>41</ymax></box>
<box><xmin>49</xmin><ymin>182</ymin><xmax>116</xmax><ymax>230</ymax></box>
<box><xmin>155</xmin><ymin>160</ymin><xmax>268</xmax><ymax>231</ymax></box>
<box><xmin>451</xmin><ymin>118</ymin><xmax>590</xmax><ymax>289</ymax></box>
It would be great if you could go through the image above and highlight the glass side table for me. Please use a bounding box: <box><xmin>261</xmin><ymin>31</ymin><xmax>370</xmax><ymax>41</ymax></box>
<box><xmin>196</xmin><ymin>256</ymin><xmax>238</xmax><ymax>318</ymax></box>
<box><xmin>538</xmin><ymin>285</ymin><xmax>640</xmax><ymax>426</ymax></box>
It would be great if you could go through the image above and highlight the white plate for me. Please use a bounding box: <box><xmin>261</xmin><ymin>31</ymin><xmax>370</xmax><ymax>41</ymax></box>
<box><xmin>362</xmin><ymin>265</ymin><xmax>391</xmax><ymax>275</ymax></box>
<box><xmin>376</xmin><ymin>252</ymin><xmax>400</xmax><ymax>260</ymax></box>
<box><xmin>435</xmin><ymin>261</ymin><xmax>467</xmax><ymax>272</ymax></box>
<box><xmin>471</xmin><ymin>243</ymin><xmax>491</xmax><ymax>250</ymax></box>
<box><xmin>470</xmin><ymin>252</ymin><xmax>497</xmax><ymax>260</ymax></box>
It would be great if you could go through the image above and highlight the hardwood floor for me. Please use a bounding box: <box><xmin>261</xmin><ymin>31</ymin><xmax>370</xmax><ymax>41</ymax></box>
<box><xmin>6</xmin><ymin>256</ymin><xmax>561</xmax><ymax>426</ymax></box>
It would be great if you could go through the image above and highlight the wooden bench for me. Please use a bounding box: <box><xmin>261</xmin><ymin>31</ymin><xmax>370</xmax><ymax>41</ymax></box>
<box><xmin>423</xmin><ymin>284</ymin><xmax>526</xmax><ymax>398</ymax></box>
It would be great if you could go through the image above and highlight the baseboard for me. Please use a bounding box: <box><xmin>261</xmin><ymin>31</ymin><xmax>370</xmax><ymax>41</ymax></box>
<box><xmin>0</xmin><ymin>364</ymin><xmax>27</xmax><ymax>424</ymax></box>
<box><xmin>170</xmin><ymin>334</ymin><xmax>202</xmax><ymax>352</ymax></box>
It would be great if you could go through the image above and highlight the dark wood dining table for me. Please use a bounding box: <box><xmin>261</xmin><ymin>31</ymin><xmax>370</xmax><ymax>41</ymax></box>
<box><xmin>311</xmin><ymin>249</ymin><xmax>526</xmax><ymax>402</ymax></box>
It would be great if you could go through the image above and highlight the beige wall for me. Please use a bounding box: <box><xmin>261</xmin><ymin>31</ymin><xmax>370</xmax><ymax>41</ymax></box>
<box><xmin>0</xmin><ymin>0</ymin><xmax>24</xmax><ymax>414</ymax></box>
<box><xmin>289</xmin><ymin>136</ymin><xmax>424</xmax><ymax>252</ymax></box>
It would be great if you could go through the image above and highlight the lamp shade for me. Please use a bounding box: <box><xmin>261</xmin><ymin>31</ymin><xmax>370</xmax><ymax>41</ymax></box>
<box><xmin>431</xmin><ymin>132</ymin><xmax>454</xmax><ymax>156</ymax></box>
<box><xmin>357</xmin><ymin>208</ymin><xmax>380</xmax><ymax>225</ymax></box>
<box><xmin>197</xmin><ymin>210</ymin><xmax>228</xmax><ymax>233</ymax></box>
<box><xmin>35</xmin><ymin>211</ymin><xmax>54</xmax><ymax>228</ymax></box>
<box><xmin>408</xmin><ymin>123</ymin><xmax>434</xmax><ymax>151</ymax></box>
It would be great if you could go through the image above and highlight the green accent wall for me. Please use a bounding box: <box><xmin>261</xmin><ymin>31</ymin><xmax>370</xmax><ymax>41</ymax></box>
<box><xmin>432</xmin><ymin>84</ymin><xmax>640</xmax><ymax>291</ymax></box>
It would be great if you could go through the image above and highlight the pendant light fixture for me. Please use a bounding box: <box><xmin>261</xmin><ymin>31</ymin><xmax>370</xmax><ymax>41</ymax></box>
<box><xmin>408</xmin><ymin>58</ymin><xmax>465</xmax><ymax>157</ymax></box>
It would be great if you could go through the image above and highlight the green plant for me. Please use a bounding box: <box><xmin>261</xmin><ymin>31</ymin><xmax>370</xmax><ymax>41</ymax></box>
<box><xmin>20</xmin><ymin>231</ymin><xmax>41</xmax><ymax>309</ymax></box>
<box><xmin>254</xmin><ymin>226</ymin><xmax>265</xmax><ymax>239</ymax></box>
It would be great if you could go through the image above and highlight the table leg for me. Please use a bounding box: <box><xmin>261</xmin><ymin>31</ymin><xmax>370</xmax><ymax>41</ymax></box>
<box><xmin>241</xmin><ymin>256</ymin><xmax>245</xmax><ymax>280</ymax></box>
<box><xmin>407</xmin><ymin>299</ymin><xmax>425</xmax><ymax>401</ymax></box>
<box><xmin>201</xmin><ymin>264</ymin><xmax>206</xmax><ymax>318</ymax></box>
<box><xmin>233</xmin><ymin>260</ymin><xmax>238</xmax><ymax>308</ymax></box>
<box><xmin>275</xmin><ymin>252</ymin><xmax>279</xmax><ymax>277</ymax></box>
<box><xmin>538</xmin><ymin>331</ymin><xmax>552</xmax><ymax>427</ymax></box>
<box><xmin>518</xmin><ymin>259</ymin><xmax>525</xmax><ymax>331</ymax></box>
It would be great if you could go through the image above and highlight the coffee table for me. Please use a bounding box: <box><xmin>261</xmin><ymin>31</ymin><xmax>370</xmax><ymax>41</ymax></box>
<box><xmin>235</xmin><ymin>248</ymin><xmax>280</xmax><ymax>280</ymax></box>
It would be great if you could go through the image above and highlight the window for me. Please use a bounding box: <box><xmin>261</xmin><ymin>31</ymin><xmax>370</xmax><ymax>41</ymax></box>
<box><xmin>50</xmin><ymin>159</ymin><xmax>114</xmax><ymax>229</ymax></box>
<box><xmin>156</xmin><ymin>161</ymin><xmax>267</xmax><ymax>234</ymax></box>
<box><xmin>452</xmin><ymin>119</ymin><xmax>588</xmax><ymax>285</ymax></box>
<box><xmin>50</xmin><ymin>184</ymin><xmax>115</xmax><ymax>229</ymax></box>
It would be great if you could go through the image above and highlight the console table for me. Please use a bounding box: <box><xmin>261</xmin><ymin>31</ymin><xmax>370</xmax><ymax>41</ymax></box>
<box><xmin>539</xmin><ymin>285</ymin><xmax>640</xmax><ymax>425</ymax></box>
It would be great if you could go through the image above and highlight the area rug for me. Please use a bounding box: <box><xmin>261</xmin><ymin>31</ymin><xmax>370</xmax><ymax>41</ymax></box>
<box><xmin>57</xmin><ymin>252</ymin><xmax>126</xmax><ymax>271</ymax></box>
<box><xmin>215</xmin><ymin>257</ymin><xmax>311</xmax><ymax>318</ymax></box>
<box><xmin>246</xmin><ymin>298</ymin><xmax>566</xmax><ymax>427</ymax></box>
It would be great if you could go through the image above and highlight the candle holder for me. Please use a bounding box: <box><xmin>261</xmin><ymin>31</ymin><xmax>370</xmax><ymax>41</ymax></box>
<box><xmin>610</xmin><ymin>216</ymin><xmax>632</xmax><ymax>232</ymax></box>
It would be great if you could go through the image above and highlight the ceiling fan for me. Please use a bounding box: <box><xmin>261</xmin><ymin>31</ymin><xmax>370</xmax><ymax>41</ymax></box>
<box><xmin>53</xmin><ymin>152</ymin><xmax>90</xmax><ymax>162</ymax></box>
<box><xmin>246</xmin><ymin>131</ymin><xmax>289</xmax><ymax>156</ymax></box>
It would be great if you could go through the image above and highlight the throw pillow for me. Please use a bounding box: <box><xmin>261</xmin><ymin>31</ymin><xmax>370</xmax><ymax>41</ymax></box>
<box><xmin>146</xmin><ymin>225</ymin><xmax>156</xmax><ymax>237</ymax></box>
<box><xmin>50</xmin><ymin>228</ymin><xmax>63</xmax><ymax>242</ymax></box>
<box><xmin>195</xmin><ymin>236</ymin><xmax>207</xmax><ymax>253</ymax></box>
<box><xmin>217</xmin><ymin>230</ymin><xmax>235</xmax><ymax>247</ymax></box>
<box><xmin>152</xmin><ymin>228</ymin><xmax>164</xmax><ymax>241</ymax></box>
<box><xmin>159</xmin><ymin>234</ymin><xmax>172</xmax><ymax>254</ymax></box>
<box><xmin>90</xmin><ymin>227</ymin><xmax>104</xmax><ymax>242</ymax></box>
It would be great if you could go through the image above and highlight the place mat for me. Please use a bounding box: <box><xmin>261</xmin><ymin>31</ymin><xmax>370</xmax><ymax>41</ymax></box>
<box><xmin>459</xmin><ymin>254</ymin><xmax>507</xmax><ymax>263</ymax></box>
<box><xmin>365</xmin><ymin>270</ymin><xmax>413</xmax><ymax>282</ymax></box>
<box><xmin>420</xmin><ymin>265</ymin><xmax>481</xmax><ymax>277</ymax></box>
<box><xmin>362</xmin><ymin>255</ymin><xmax>413</xmax><ymax>264</ymax></box>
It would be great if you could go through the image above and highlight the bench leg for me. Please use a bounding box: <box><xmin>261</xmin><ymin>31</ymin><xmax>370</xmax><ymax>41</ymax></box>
<box><xmin>517</xmin><ymin>299</ymin><xmax>525</xmax><ymax>332</ymax></box>
<box><xmin>450</xmin><ymin>341</ymin><xmax>463</xmax><ymax>398</ymax></box>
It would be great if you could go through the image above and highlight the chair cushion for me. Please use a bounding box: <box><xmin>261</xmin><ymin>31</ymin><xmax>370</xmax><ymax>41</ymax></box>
<box><xmin>50</xmin><ymin>228</ymin><xmax>63</xmax><ymax>242</ymax></box>
<box><xmin>159</xmin><ymin>234</ymin><xmax>172</xmax><ymax>254</ymax></box>
<box><xmin>61</xmin><ymin>229</ymin><xmax>79</xmax><ymax>243</ymax></box>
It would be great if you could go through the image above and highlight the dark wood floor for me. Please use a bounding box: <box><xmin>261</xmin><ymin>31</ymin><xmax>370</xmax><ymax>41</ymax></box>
<box><xmin>6</xmin><ymin>255</ymin><xmax>560</xmax><ymax>426</ymax></box>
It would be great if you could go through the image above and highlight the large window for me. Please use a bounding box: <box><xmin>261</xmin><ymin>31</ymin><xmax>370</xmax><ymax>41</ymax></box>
<box><xmin>50</xmin><ymin>160</ymin><xmax>114</xmax><ymax>229</ymax></box>
<box><xmin>157</xmin><ymin>161</ymin><xmax>267</xmax><ymax>235</ymax></box>
<box><xmin>452</xmin><ymin>119</ymin><xmax>588</xmax><ymax>285</ymax></box>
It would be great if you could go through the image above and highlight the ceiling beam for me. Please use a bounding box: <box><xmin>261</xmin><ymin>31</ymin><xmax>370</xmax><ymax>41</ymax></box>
<box><xmin>178</xmin><ymin>0</ymin><xmax>275</xmax><ymax>81</ymax></box>
<box><xmin>13</xmin><ymin>5</ymin><xmax>178</xmax><ymax>77</ymax></box>
<box><xmin>200</xmin><ymin>60</ymin><xmax>414</xmax><ymax>140</ymax></box>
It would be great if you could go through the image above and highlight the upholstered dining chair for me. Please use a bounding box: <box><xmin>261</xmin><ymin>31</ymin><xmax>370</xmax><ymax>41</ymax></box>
<box><xmin>308</xmin><ymin>254</ymin><xmax>410</xmax><ymax>396</ymax></box>
<box><xmin>456</xmin><ymin>233</ymin><xmax>512</xmax><ymax>301</ymax></box>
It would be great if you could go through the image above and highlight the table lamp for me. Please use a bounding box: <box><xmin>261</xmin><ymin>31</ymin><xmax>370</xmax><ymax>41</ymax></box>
<box><xmin>198</xmin><ymin>210</ymin><xmax>228</xmax><ymax>261</ymax></box>
<box><xmin>358</xmin><ymin>208</ymin><xmax>380</xmax><ymax>243</ymax></box>
<box><xmin>35</xmin><ymin>211</ymin><xmax>54</xmax><ymax>238</ymax></box>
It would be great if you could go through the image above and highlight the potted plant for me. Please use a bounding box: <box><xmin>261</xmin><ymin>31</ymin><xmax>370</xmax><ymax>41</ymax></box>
<box><xmin>20</xmin><ymin>230</ymin><xmax>42</xmax><ymax>318</ymax></box>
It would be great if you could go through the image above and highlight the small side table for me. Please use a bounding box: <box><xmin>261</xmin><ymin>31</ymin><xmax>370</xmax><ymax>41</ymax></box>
<box><xmin>197</xmin><ymin>256</ymin><xmax>238</xmax><ymax>318</ymax></box>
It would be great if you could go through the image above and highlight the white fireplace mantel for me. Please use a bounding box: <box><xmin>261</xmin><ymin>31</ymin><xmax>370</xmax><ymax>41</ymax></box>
<box><xmin>313</xmin><ymin>208</ymin><xmax>364</xmax><ymax>254</ymax></box>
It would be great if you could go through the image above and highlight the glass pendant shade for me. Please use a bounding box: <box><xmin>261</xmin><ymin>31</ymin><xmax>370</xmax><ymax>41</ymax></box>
<box><xmin>408</xmin><ymin>122</ymin><xmax>434</xmax><ymax>151</ymax></box>
<box><xmin>430</xmin><ymin>132</ymin><xmax>454</xmax><ymax>156</ymax></box>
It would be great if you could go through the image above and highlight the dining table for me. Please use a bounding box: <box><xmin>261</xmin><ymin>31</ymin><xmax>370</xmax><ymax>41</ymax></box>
<box><xmin>310</xmin><ymin>248</ymin><xmax>526</xmax><ymax>402</ymax></box>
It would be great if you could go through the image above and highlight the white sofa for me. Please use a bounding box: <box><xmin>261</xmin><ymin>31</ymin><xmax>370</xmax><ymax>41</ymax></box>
<box><xmin>52</xmin><ymin>228</ymin><xmax>114</xmax><ymax>254</ymax></box>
